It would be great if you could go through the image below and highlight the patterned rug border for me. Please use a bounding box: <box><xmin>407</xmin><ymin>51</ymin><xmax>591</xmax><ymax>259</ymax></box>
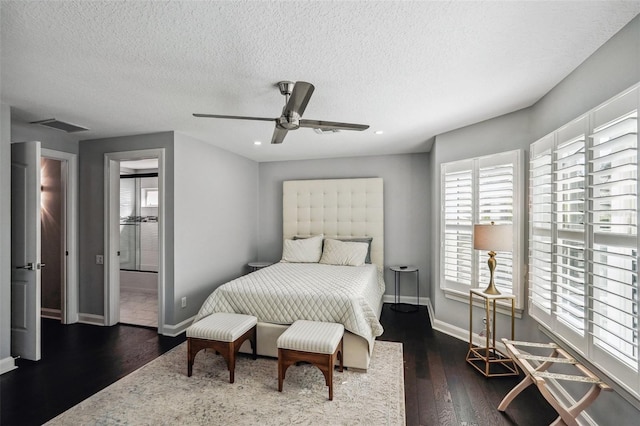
<box><xmin>46</xmin><ymin>339</ymin><xmax>405</xmax><ymax>425</ymax></box>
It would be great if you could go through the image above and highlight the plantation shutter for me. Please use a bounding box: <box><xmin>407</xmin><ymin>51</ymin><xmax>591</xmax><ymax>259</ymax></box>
<box><xmin>443</xmin><ymin>161</ymin><xmax>473</xmax><ymax>290</ymax></box>
<box><xmin>529</xmin><ymin>135</ymin><xmax>554</xmax><ymax>318</ymax></box>
<box><xmin>478</xmin><ymin>158</ymin><xmax>515</xmax><ymax>295</ymax></box>
<box><xmin>528</xmin><ymin>84</ymin><xmax>640</xmax><ymax>398</ymax></box>
<box><xmin>441</xmin><ymin>150</ymin><xmax>523</xmax><ymax>307</ymax></box>
<box><xmin>589</xmin><ymin>88</ymin><xmax>639</xmax><ymax>379</ymax></box>
<box><xmin>553</xmin><ymin>119</ymin><xmax>587</xmax><ymax>343</ymax></box>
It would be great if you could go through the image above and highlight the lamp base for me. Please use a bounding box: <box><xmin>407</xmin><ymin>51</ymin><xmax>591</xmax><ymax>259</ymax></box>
<box><xmin>483</xmin><ymin>281</ymin><xmax>501</xmax><ymax>295</ymax></box>
<box><xmin>482</xmin><ymin>251</ymin><xmax>501</xmax><ymax>295</ymax></box>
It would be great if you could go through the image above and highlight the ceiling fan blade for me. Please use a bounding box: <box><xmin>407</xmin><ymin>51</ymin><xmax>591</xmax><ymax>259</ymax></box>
<box><xmin>284</xmin><ymin>82</ymin><xmax>315</xmax><ymax>117</ymax></box>
<box><xmin>299</xmin><ymin>119</ymin><xmax>369</xmax><ymax>131</ymax></box>
<box><xmin>193</xmin><ymin>113</ymin><xmax>276</xmax><ymax>122</ymax></box>
<box><xmin>271</xmin><ymin>126</ymin><xmax>288</xmax><ymax>144</ymax></box>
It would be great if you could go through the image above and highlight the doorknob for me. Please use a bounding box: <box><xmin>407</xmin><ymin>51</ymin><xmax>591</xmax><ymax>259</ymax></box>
<box><xmin>38</xmin><ymin>263</ymin><xmax>46</xmax><ymax>269</ymax></box>
<box><xmin>16</xmin><ymin>262</ymin><xmax>36</xmax><ymax>270</ymax></box>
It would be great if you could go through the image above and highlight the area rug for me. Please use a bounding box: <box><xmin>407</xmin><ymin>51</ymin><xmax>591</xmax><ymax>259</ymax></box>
<box><xmin>46</xmin><ymin>340</ymin><xmax>405</xmax><ymax>425</ymax></box>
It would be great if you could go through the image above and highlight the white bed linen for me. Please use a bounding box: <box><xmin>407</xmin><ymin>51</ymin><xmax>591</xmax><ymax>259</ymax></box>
<box><xmin>194</xmin><ymin>262</ymin><xmax>385</xmax><ymax>351</ymax></box>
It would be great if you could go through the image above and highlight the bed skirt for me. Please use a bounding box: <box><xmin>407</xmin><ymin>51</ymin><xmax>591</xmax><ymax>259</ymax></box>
<box><xmin>239</xmin><ymin>322</ymin><xmax>372</xmax><ymax>371</ymax></box>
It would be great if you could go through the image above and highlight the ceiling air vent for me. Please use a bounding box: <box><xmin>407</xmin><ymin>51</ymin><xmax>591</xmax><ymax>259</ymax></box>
<box><xmin>30</xmin><ymin>118</ymin><xmax>89</xmax><ymax>133</ymax></box>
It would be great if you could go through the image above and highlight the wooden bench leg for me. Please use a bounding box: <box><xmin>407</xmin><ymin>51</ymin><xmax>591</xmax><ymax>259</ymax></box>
<box><xmin>278</xmin><ymin>342</ymin><xmax>343</xmax><ymax>401</ymax></box>
<box><xmin>187</xmin><ymin>338</ymin><xmax>194</xmax><ymax>377</ymax></box>
<box><xmin>226</xmin><ymin>341</ymin><xmax>236</xmax><ymax>383</ymax></box>
<box><xmin>278</xmin><ymin>348</ymin><xmax>296</xmax><ymax>392</ymax></box>
<box><xmin>187</xmin><ymin>325</ymin><xmax>256</xmax><ymax>383</ymax></box>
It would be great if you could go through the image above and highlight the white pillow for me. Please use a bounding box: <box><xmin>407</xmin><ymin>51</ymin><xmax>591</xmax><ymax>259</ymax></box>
<box><xmin>281</xmin><ymin>234</ymin><xmax>324</xmax><ymax>263</ymax></box>
<box><xmin>319</xmin><ymin>238</ymin><xmax>368</xmax><ymax>266</ymax></box>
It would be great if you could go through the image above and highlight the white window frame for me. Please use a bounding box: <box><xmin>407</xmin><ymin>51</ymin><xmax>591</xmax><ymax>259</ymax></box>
<box><xmin>440</xmin><ymin>149</ymin><xmax>525</xmax><ymax>310</ymax></box>
<box><xmin>529</xmin><ymin>83</ymin><xmax>640</xmax><ymax>402</ymax></box>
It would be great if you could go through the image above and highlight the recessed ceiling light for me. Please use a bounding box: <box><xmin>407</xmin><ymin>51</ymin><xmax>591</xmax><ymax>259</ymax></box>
<box><xmin>374</xmin><ymin>130</ymin><xmax>384</xmax><ymax>135</ymax></box>
<box><xmin>254</xmin><ymin>141</ymin><xmax>262</xmax><ymax>146</ymax></box>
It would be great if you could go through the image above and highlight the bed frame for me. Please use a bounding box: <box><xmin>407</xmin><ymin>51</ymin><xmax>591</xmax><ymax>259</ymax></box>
<box><xmin>241</xmin><ymin>178</ymin><xmax>384</xmax><ymax>370</ymax></box>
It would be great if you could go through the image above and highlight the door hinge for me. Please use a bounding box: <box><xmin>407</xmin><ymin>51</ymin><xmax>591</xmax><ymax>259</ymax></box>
<box><xmin>117</xmin><ymin>251</ymin><xmax>120</xmax><ymax>256</ymax></box>
<box><xmin>65</xmin><ymin>251</ymin><xmax>69</xmax><ymax>256</ymax></box>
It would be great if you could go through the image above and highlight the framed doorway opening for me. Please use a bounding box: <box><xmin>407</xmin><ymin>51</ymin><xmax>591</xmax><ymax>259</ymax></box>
<box><xmin>104</xmin><ymin>149</ymin><xmax>166</xmax><ymax>334</ymax></box>
<box><xmin>41</xmin><ymin>148</ymin><xmax>79</xmax><ymax>325</ymax></box>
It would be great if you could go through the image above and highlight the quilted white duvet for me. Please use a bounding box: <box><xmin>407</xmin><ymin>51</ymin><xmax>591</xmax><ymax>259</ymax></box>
<box><xmin>193</xmin><ymin>262</ymin><xmax>385</xmax><ymax>350</ymax></box>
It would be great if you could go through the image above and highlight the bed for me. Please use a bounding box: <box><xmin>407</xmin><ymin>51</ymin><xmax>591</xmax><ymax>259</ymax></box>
<box><xmin>194</xmin><ymin>178</ymin><xmax>385</xmax><ymax>370</ymax></box>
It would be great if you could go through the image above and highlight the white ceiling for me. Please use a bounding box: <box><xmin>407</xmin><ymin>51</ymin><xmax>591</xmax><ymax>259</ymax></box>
<box><xmin>2</xmin><ymin>1</ymin><xmax>639</xmax><ymax>162</ymax></box>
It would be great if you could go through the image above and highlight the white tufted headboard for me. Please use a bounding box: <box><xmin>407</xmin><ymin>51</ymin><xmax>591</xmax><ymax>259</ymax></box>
<box><xmin>283</xmin><ymin>178</ymin><xmax>384</xmax><ymax>268</ymax></box>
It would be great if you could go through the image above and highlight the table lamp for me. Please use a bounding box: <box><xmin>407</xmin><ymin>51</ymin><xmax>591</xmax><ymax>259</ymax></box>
<box><xmin>473</xmin><ymin>222</ymin><xmax>513</xmax><ymax>295</ymax></box>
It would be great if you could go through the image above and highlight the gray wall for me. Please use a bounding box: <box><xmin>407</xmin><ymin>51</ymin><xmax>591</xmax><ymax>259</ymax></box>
<box><xmin>78</xmin><ymin>132</ymin><xmax>175</xmax><ymax>317</ymax></box>
<box><xmin>172</xmin><ymin>132</ymin><xmax>259</xmax><ymax>325</ymax></box>
<box><xmin>531</xmin><ymin>14</ymin><xmax>640</xmax><ymax>140</ymax></box>
<box><xmin>0</xmin><ymin>104</ymin><xmax>12</xmax><ymax>369</ymax></box>
<box><xmin>428</xmin><ymin>14</ymin><xmax>640</xmax><ymax>423</ymax></box>
<box><xmin>258</xmin><ymin>153</ymin><xmax>430</xmax><ymax>298</ymax></box>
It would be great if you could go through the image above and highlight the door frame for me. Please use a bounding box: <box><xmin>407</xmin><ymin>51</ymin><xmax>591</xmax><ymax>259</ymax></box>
<box><xmin>104</xmin><ymin>149</ymin><xmax>165</xmax><ymax>333</ymax></box>
<box><xmin>41</xmin><ymin>149</ymin><xmax>79</xmax><ymax>324</ymax></box>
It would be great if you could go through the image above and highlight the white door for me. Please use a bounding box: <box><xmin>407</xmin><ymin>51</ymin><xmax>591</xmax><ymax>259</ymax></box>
<box><xmin>11</xmin><ymin>141</ymin><xmax>42</xmax><ymax>361</ymax></box>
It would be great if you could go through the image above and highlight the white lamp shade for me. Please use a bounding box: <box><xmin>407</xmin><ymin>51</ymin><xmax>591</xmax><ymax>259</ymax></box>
<box><xmin>473</xmin><ymin>224</ymin><xmax>513</xmax><ymax>252</ymax></box>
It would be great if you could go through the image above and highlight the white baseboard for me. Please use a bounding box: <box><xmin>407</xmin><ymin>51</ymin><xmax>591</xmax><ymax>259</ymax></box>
<box><xmin>427</xmin><ymin>300</ymin><xmax>594</xmax><ymax>426</ymax></box>
<box><xmin>162</xmin><ymin>315</ymin><xmax>196</xmax><ymax>337</ymax></box>
<box><xmin>383</xmin><ymin>294</ymin><xmax>430</xmax><ymax>307</ymax></box>
<box><xmin>426</xmin><ymin>300</ymin><xmax>505</xmax><ymax>351</ymax></box>
<box><xmin>78</xmin><ymin>313</ymin><xmax>105</xmax><ymax>326</ymax></box>
<box><xmin>0</xmin><ymin>356</ymin><xmax>17</xmax><ymax>375</ymax></box>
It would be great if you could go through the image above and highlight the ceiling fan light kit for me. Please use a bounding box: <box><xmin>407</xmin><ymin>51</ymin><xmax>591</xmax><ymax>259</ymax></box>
<box><xmin>194</xmin><ymin>81</ymin><xmax>369</xmax><ymax>144</ymax></box>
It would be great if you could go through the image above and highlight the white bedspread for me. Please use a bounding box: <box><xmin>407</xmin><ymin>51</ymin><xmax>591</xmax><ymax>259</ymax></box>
<box><xmin>193</xmin><ymin>262</ymin><xmax>385</xmax><ymax>350</ymax></box>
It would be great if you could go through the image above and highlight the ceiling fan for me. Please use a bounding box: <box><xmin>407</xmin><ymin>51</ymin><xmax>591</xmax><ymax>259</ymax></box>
<box><xmin>193</xmin><ymin>81</ymin><xmax>369</xmax><ymax>144</ymax></box>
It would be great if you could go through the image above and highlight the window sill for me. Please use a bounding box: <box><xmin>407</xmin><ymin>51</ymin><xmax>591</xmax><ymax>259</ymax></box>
<box><xmin>443</xmin><ymin>289</ymin><xmax>524</xmax><ymax>319</ymax></box>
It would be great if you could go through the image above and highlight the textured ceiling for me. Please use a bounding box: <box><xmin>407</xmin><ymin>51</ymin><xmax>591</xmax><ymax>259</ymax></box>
<box><xmin>2</xmin><ymin>1</ymin><xmax>639</xmax><ymax>162</ymax></box>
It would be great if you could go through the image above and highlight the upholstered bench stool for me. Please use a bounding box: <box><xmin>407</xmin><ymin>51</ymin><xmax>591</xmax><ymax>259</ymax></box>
<box><xmin>186</xmin><ymin>312</ymin><xmax>257</xmax><ymax>383</ymax></box>
<box><xmin>277</xmin><ymin>320</ymin><xmax>344</xmax><ymax>400</ymax></box>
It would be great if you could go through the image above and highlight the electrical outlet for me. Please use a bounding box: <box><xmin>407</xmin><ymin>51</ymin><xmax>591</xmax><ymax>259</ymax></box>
<box><xmin>181</xmin><ymin>297</ymin><xmax>187</xmax><ymax>308</ymax></box>
<box><xmin>96</xmin><ymin>255</ymin><xmax>104</xmax><ymax>265</ymax></box>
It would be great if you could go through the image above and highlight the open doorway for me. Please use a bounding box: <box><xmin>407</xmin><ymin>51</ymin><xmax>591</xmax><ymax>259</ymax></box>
<box><xmin>40</xmin><ymin>157</ymin><xmax>64</xmax><ymax>320</ymax></box>
<box><xmin>104</xmin><ymin>149</ymin><xmax>165</xmax><ymax>334</ymax></box>
<box><xmin>40</xmin><ymin>149</ymin><xmax>78</xmax><ymax>325</ymax></box>
<box><xmin>118</xmin><ymin>159</ymin><xmax>159</xmax><ymax>328</ymax></box>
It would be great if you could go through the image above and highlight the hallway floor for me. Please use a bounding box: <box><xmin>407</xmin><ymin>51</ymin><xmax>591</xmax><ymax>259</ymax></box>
<box><xmin>120</xmin><ymin>287</ymin><xmax>157</xmax><ymax>327</ymax></box>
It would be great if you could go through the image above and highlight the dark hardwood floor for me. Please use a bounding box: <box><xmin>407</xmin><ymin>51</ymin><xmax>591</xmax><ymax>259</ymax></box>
<box><xmin>378</xmin><ymin>304</ymin><xmax>557</xmax><ymax>426</ymax></box>
<box><xmin>1</xmin><ymin>305</ymin><xmax>557</xmax><ymax>425</ymax></box>
<box><xmin>0</xmin><ymin>320</ymin><xmax>185</xmax><ymax>426</ymax></box>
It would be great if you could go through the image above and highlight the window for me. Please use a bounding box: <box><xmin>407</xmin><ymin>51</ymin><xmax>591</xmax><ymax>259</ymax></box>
<box><xmin>441</xmin><ymin>149</ymin><xmax>524</xmax><ymax>308</ymax></box>
<box><xmin>529</xmin><ymin>84</ymin><xmax>639</xmax><ymax>398</ymax></box>
<box><xmin>142</xmin><ymin>188</ymin><xmax>158</xmax><ymax>207</ymax></box>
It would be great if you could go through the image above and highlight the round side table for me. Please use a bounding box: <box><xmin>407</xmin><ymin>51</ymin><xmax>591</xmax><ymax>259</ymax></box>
<box><xmin>389</xmin><ymin>266</ymin><xmax>419</xmax><ymax>313</ymax></box>
<box><xmin>248</xmin><ymin>261</ymin><xmax>273</xmax><ymax>272</ymax></box>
